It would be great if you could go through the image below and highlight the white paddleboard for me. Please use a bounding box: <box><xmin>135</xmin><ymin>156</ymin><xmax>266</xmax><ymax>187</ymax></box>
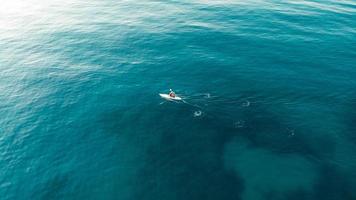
<box><xmin>159</xmin><ymin>94</ymin><xmax>182</xmax><ymax>101</ymax></box>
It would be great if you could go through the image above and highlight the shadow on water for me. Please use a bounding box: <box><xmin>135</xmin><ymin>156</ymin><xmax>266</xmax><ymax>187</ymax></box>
<box><xmin>98</xmin><ymin>90</ymin><xmax>356</xmax><ymax>200</ymax></box>
<box><xmin>237</xmin><ymin>95</ymin><xmax>356</xmax><ymax>199</ymax></box>
<box><xmin>313</xmin><ymin>163</ymin><xmax>356</xmax><ymax>200</ymax></box>
<box><xmin>194</xmin><ymin>91</ymin><xmax>335</xmax><ymax>161</ymax></box>
<box><xmin>283</xmin><ymin>189</ymin><xmax>314</xmax><ymax>200</ymax></box>
<box><xmin>345</xmin><ymin>97</ymin><xmax>356</xmax><ymax>145</ymax></box>
<box><xmin>99</xmin><ymin>101</ymin><xmax>244</xmax><ymax>200</ymax></box>
<box><xmin>252</xmin><ymin>163</ymin><xmax>356</xmax><ymax>200</ymax></box>
<box><xmin>238</xmin><ymin>105</ymin><xmax>335</xmax><ymax>159</ymax></box>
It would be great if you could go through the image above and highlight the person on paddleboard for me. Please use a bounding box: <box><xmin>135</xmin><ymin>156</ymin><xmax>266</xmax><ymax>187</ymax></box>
<box><xmin>169</xmin><ymin>89</ymin><xmax>176</xmax><ymax>98</ymax></box>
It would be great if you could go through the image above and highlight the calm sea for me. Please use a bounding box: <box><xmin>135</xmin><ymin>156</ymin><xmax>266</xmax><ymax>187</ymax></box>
<box><xmin>1</xmin><ymin>0</ymin><xmax>356</xmax><ymax>199</ymax></box>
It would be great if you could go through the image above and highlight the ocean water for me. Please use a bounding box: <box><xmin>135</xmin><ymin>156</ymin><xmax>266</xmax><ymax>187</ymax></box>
<box><xmin>1</xmin><ymin>0</ymin><xmax>356</xmax><ymax>199</ymax></box>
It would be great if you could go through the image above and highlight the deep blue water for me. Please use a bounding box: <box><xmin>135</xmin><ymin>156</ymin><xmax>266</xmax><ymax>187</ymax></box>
<box><xmin>1</xmin><ymin>0</ymin><xmax>356</xmax><ymax>199</ymax></box>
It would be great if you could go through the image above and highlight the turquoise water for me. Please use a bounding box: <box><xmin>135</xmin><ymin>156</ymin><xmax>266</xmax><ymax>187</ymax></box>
<box><xmin>1</xmin><ymin>0</ymin><xmax>356</xmax><ymax>199</ymax></box>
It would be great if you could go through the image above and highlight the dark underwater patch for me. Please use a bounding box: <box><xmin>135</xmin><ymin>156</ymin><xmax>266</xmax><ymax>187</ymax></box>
<box><xmin>98</xmin><ymin>102</ymin><xmax>245</xmax><ymax>200</ymax></box>
<box><xmin>283</xmin><ymin>189</ymin><xmax>314</xmax><ymax>200</ymax></box>
<box><xmin>132</xmin><ymin>118</ymin><xmax>244</xmax><ymax>200</ymax></box>
<box><xmin>232</xmin><ymin>102</ymin><xmax>333</xmax><ymax>160</ymax></box>
<box><xmin>344</xmin><ymin>99</ymin><xmax>356</xmax><ymax>145</ymax></box>
<box><xmin>313</xmin><ymin>164</ymin><xmax>356</xmax><ymax>200</ymax></box>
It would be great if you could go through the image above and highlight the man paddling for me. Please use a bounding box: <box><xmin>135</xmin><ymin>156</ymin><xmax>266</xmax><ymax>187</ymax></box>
<box><xmin>169</xmin><ymin>89</ymin><xmax>176</xmax><ymax>98</ymax></box>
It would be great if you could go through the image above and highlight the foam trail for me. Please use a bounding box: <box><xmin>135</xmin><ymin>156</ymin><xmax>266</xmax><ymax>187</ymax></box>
<box><xmin>182</xmin><ymin>99</ymin><xmax>204</xmax><ymax>109</ymax></box>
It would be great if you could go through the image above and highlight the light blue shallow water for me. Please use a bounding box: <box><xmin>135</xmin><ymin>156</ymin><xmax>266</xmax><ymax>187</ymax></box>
<box><xmin>1</xmin><ymin>0</ymin><xmax>356</xmax><ymax>199</ymax></box>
